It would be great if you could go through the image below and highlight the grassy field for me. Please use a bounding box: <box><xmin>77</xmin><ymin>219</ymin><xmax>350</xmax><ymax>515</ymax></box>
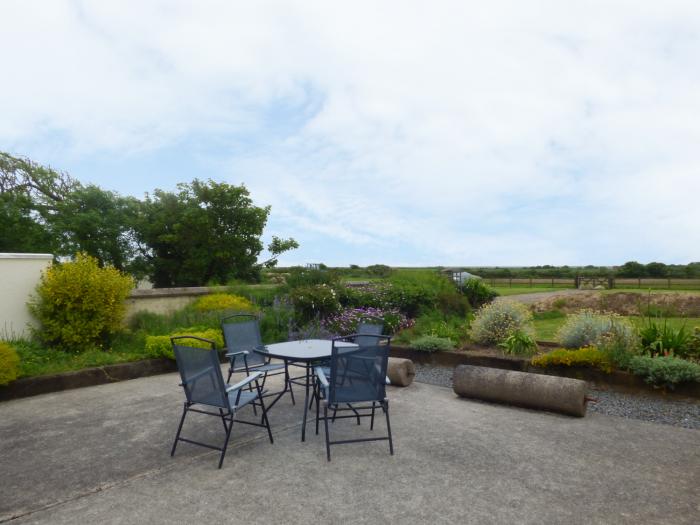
<box><xmin>533</xmin><ymin>315</ymin><xmax>700</xmax><ymax>343</ymax></box>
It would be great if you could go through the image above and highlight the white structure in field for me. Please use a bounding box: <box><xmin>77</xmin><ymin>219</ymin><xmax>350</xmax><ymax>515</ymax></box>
<box><xmin>0</xmin><ymin>253</ymin><xmax>53</xmax><ymax>339</ymax></box>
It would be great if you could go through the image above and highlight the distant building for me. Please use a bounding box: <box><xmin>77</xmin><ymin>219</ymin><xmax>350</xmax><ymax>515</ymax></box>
<box><xmin>442</xmin><ymin>268</ymin><xmax>481</xmax><ymax>285</ymax></box>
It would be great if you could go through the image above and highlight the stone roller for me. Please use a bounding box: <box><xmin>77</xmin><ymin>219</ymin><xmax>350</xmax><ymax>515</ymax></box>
<box><xmin>386</xmin><ymin>358</ymin><xmax>415</xmax><ymax>387</ymax></box>
<box><xmin>452</xmin><ymin>365</ymin><xmax>588</xmax><ymax>417</ymax></box>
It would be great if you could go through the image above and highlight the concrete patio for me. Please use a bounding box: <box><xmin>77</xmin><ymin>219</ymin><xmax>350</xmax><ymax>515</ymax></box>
<box><xmin>1</xmin><ymin>367</ymin><xmax>698</xmax><ymax>524</ymax></box>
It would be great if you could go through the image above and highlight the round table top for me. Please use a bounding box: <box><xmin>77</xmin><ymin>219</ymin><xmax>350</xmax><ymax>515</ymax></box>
<box><xmin>260</xmin><ymin>339</ymin><xmax>356</xmax><ymax>362</ymax></box>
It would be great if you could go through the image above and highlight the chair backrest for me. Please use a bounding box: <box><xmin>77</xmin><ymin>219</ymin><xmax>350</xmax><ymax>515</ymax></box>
<box><xmin>329</xmin><ymin>335</ymin><xmax>390</xmax><ymax>405</ymax></box>
<box><xmin>221</xmin><ymin>313</ymin><xmax>266</xmax><ymax>368</ymax></box>
<box><xmin>171</xmin><ymin>336</ymin><xmax>228</xmax><ymax>409</ymax></box>
<box><xmin>355</xmin><ymin>319</ymin><xmax>384</xmax><ymax>347</ymax></box>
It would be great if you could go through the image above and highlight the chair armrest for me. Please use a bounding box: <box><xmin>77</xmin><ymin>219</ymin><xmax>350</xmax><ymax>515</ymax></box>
<box><xmin>226</xmin><ymin>371</ymin><xmax>263</xmax><ymax>392</ymax></box>
<box><xmin>314</xmin><ymin>366</ymin><xmax>329</xmax><ymax>388</ymax></box>
<box><xmin>224</xmin><ymin>350</ymin><xmax>249</xmax><ymax>358</ymax></box>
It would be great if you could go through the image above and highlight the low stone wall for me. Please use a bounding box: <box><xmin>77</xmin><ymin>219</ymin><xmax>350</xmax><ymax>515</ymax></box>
<box><xmin>125</xmin><ymin>286</ymin><xmax>226</xmax><ymax>319</ymax></box>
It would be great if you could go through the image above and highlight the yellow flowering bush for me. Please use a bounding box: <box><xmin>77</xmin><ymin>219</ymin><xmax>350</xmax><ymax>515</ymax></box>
<box><xmin>193</xmin><ymin>293</ymin><xmax>256</xmax><ymax>313</ymax></box>
<box><xmin>28</xmin><ymin>253</ymin><xmax>134</xmax><ymax>352</ymax></box>
<box><xmin>0</xmin><ymin>342</ymin><xmax>21</xmax><ymax>385</ymax></box>
<box><xmin>145</xmin><ymin>328</ymin><xmax>224</xmax><ymax>360</ymax></box>
<box><xmin>531</xmin><ymin>346</ymin><xmax>613</xmax><ymax>373</ymax></box>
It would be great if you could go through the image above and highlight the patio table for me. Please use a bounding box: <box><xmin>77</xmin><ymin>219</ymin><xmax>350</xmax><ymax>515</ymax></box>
<box><xmin>256</xmin><ymin>339</ymin><xmax>357</xmax><ymax>442</ymax></box>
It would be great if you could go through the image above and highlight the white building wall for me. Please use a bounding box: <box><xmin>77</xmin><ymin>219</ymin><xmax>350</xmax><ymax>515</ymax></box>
<box><xmin>0</xmin><ymin>253</ymin><xmax>53</xmax><ymax>339</ymax></box>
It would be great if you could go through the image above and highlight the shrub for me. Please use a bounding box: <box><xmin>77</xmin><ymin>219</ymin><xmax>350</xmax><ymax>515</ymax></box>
<box><xmin>470</xmin><ymin>300</ymin><xmax>534</xmax><ymax>345</ymax></box>
<box><xmin>498</xmin><ymin>331</ymin><xmax>538</xmax><ymax>356</ymax></box>
<box><xmin>386</xmin><ymin>271</ymin><xmax>460</xmax><ymax>317</ymax></box>
<box><xmin>322</xmin><ymin>307</ymin><xmax>413</xmax><ymax>336</ymax></box>
<box><xmin>556</xmin><ymin>310</ymin><xmax>636</xmax><ymax>349</ymax></box>
<box><xmin>460</xmin><ymin>279</ymin><xmax>499</xmax><ymax>308</ymax></box>
<box><xmin>688</xmin><ymin>327</ymin><xmax>700</xmax><ymax>359</ymax></box>
<box><xmin>411</xmin><ymin>335</ymin><xmax>455</xmax><ymax>352</ymax></box>
<box><xmin>638</xmin><ymin>318</ymin><xmax>692</xmax><ymax>358</ymax></box>
<box><xmin>0</xmin><ymin>342</ymin><xmax>21</xmax><ymax>385</ymax></box>
<box><xmin>597</xmin><ymin>325</ymin><xmax>641</xmax><ymax>369</ymax></box>
<box><xmin>628</xmin><ymin>355</ymin><xmax>700</xmax><ymax>389</ymax></box>
<box><xmin>28</xmin><ymin>253</ymin><xmax>135</xmax><ymax>352</ymax></box>
<box><xmin>338</xmin><ymin>283</ymin><xmax>391</xmax><ymax>309</ymax></box>
<box><xmin>145</xmin><ymin>328</ymin><xmax>224</xmax><ymax>360</ymax></box>
<box><xmin>289</xmin><ymin>284</ymin><xmax>340</xmax><ymax>323</ymax></box>
<box><xmin>193</xmin><ymin>293</ymin><xmax>256</xmax><ymax>313</ymax></box>
<box><xmin>531</xmin><ymin>347</ymin><xmax>613</xmax><ymax>373</ymax></box>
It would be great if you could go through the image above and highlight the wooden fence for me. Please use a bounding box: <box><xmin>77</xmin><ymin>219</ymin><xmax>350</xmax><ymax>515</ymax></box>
<box><xmin>485</xmin><ymin>278</ymin><xmax>700</xmax><ymax>290</ymax></box>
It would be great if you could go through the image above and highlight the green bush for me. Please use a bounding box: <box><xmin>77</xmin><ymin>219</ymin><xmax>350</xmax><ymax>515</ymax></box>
<box><xmin>638</xmin><ymin>318</ymin><xmax>692</xmax><ymax>358</ymax></box>
<box><xmin>470</xmin><ymin>300</ymin><xmax>534</xmax><ymax>345</ymax></box>
<box><xmin>410</xmin><ymin>335</ymin><xmax>455</xmax><ymax>352</ymax></box>
<box><xmin>531</xmin><ymin>347</ymin><xmax>613</xmax><ymax>373</ymax></box>
<box><xmin>0</xmin><ymin>342</ymin><xmax>20</xmax><ymax>385</ymax></box>
<box><xmin>498</xmin><ymin>330</ymin><xmax>538</xmax><ymax>356</ymax></box>
<box><xmin>28</xmin><ymin>253</ymin><xmax>135</xmax><ymax>352</ymax></box>
<box><xmin>289</xmin><ymin>284</ymin><xmax>340</xmax><ymax>323</ymax></box>
<box><xmin>338</xmin><ymin>283</ymin><xmax>390</xmax><ymax>309</ymax></box>
<box><xmin>192</xmin><ymin>293</ymin><xmax>256</xmax><ymax>313</ymax></box>
<box><xmin>145</xmin><ymin>328</ymin><xmax>224</xmax><ymax>360</ymax></box>
<box><xmin>386</xmin><ymin>271</ymin><xmax>460</xmax><ymax>317</ymax></box>
<box><xmin>556</xmin><ymin>310</ymin><xmax>636</xmax><ymax>349</ymax></box>
<box><xmin>628</xmin><ymin>355</ymin><xmax>700</xmax><ymax>389</ymax></box>
<box><xmin>460</xmin><ymin>279</ymin><xmax>499</xmax><ymax>308</ymax></box>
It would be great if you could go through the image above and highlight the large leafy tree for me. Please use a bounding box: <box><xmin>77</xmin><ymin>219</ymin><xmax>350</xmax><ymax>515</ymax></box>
<box><xmin>134</xmin><ymin>179</ymin><xmax>297</xmax><ymax>287</ymax></box>
<box><xmin>1</xmin><ymin>152</ymin><xmax>137</xmax><ymax>270</ymax></box>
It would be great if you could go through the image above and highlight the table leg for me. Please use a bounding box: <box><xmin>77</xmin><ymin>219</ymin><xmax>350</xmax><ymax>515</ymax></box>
<box><xmin>301</xmin><ymin>362</ymin><xmax>310</xmax><ymax>442</ymax></box>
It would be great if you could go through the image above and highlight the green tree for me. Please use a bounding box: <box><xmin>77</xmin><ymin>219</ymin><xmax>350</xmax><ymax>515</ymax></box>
<box><xmin>645</xmin><ymin>262</ymin><xmax>668</xmax><ymax>278</ymax></box>
<box><xmin>134</xmin><ymin>179</ymin><xmax>297</xmax><ymax>286</ymax></box>
<box><xmin>50</xmin><ymin>185</ymin><xmax>140</xmax><ymax>271</ymax></box>
<box><xmin>0</xmin><ymin>151</ymin><xmax>78</xmax><ymax>253</ymax></box>
<box><xmin>616</xmin><ymin>261</ymin><xmax>647</xmax><ymax>278</ymax></box>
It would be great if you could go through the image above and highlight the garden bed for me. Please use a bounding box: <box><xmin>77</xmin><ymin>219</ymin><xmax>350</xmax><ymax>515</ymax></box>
<box><xmin>391</xmin><ymin>345</ymin><xmax>700</xmax><ymax>399</ymax></box>
<box><xmin>3</xmin><ymin>344</ymin><xmax>699</xmax><ymax>402</ymax></box>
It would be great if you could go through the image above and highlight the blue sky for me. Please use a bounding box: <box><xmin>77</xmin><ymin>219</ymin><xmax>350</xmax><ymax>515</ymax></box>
<box><xmin>2</xmin><ymin>1</ymin><xmax>700</xmax><ymax>266</ymax></box>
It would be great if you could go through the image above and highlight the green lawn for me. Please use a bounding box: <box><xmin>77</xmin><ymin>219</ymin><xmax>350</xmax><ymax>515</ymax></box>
<box><xmin>534</xmin><ymin>315</ymin><xmax>700</xmax><ymax>343</ymax></box>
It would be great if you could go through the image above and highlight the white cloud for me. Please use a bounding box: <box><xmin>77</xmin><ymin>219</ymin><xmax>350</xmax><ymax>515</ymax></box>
<box><xmin>1</xmin><ymin>0</ymin><xmax>699</xmax><ymax>264</ymax></box>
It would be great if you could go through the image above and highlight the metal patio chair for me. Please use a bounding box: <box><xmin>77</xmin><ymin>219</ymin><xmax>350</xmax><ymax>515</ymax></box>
<box><xmin>170</xmin><ymin>336</ymin><xmax>273</xmax><ymax>468</ymax></box>
<box><xmin>222</xmin><ymin>313</ymin><xmax>295</xmax><ymax>410</ymax></box>
<box><xmin>310</xmin><ymin>319</ymin><xmax>387</xmax><ymax>412</ymax></box>
<box><xmin>314</xmin><ymin>334</ymin><xmax>394</xmax><ymax>461</ymax></box>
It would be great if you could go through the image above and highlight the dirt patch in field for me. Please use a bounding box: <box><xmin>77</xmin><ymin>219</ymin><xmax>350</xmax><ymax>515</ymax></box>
<box><xmin>531</xmin><ymin>291</ymin><xmax>700</xmax><ymax>317</ymax></box>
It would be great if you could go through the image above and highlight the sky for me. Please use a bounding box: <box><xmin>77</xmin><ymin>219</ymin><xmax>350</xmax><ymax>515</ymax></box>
<box><xmin>2</xmin><ymin>0</ymin><xmax>700</xmax><ymax>267</ymax></box>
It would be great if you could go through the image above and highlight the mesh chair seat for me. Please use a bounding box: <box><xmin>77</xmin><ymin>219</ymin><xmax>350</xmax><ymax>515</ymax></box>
<box><xmin>228</xmin><ymin>390</ymin><xmax>260</xmax><ymax>409</ymax></box>
<box><xmin>247</xmin><ymin>362</ymin><xmax>285</xmax><ymax>373</ymax></box>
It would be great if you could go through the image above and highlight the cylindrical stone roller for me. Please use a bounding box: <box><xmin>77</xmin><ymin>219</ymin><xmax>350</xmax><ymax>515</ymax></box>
<box><xmin>387</xmin><ymin>357</ymin><xmax>415</xmax><ymax>387</ymax></box>
<box><xmin>452</xmin><ymin>365</ymin><xmax>588</xmax><ymax>417</ymax></box>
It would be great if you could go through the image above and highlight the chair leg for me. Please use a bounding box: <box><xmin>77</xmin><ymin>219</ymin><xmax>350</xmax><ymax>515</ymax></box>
<box><xmin>171</xmin><ymin>403</ymin><xmax>189</xmax><ymax>457</ymax></box>
<box><xmin>384</xmin><ymin>400</ymin><xmax>394</xmax><ymax>456</ymax></box>
<box><xmin>315</xmin><ymin>381</ymin><xmax>320</xmax><ymax>435</ymax></box>
<box><xmin>256</xmin><ymin>379</ymin><xmax>274</xmax><ymax>444</ymax></box>
<box><xmin>370</xmin><ymin>402</ymin><xmax>376</xmax><ymax>430</ymax></box>
<box><xmin>323</xmin><ymin>404</ymin><xmax>331</xmax><ymax>461</ymax></box>
<box><xmin>218</xmin><ymin>412</ymin><xmax>234</xmax><ymax>469</ymax></box>
<box><xmin>226</xmin><ymin>368</ymin><xmax>233</xmax><ymax>383</ymax></box>
<box><xmin>219</xmin><ymin>408</ymin><xmax>230</xmax><ymax>433</ymax></box>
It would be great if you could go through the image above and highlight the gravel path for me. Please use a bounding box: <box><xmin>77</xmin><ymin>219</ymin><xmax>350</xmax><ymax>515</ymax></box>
<box><xmin>414</xmin><ymin>363</ymin><xmax>700</xmax><ymax>430</ymax></box>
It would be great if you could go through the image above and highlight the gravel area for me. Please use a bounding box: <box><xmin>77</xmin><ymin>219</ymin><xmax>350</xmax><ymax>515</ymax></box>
<box><xmin>414</xmin><ymin>363</ymin><xmax>700</xmax><ymax>430</ymax></box>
